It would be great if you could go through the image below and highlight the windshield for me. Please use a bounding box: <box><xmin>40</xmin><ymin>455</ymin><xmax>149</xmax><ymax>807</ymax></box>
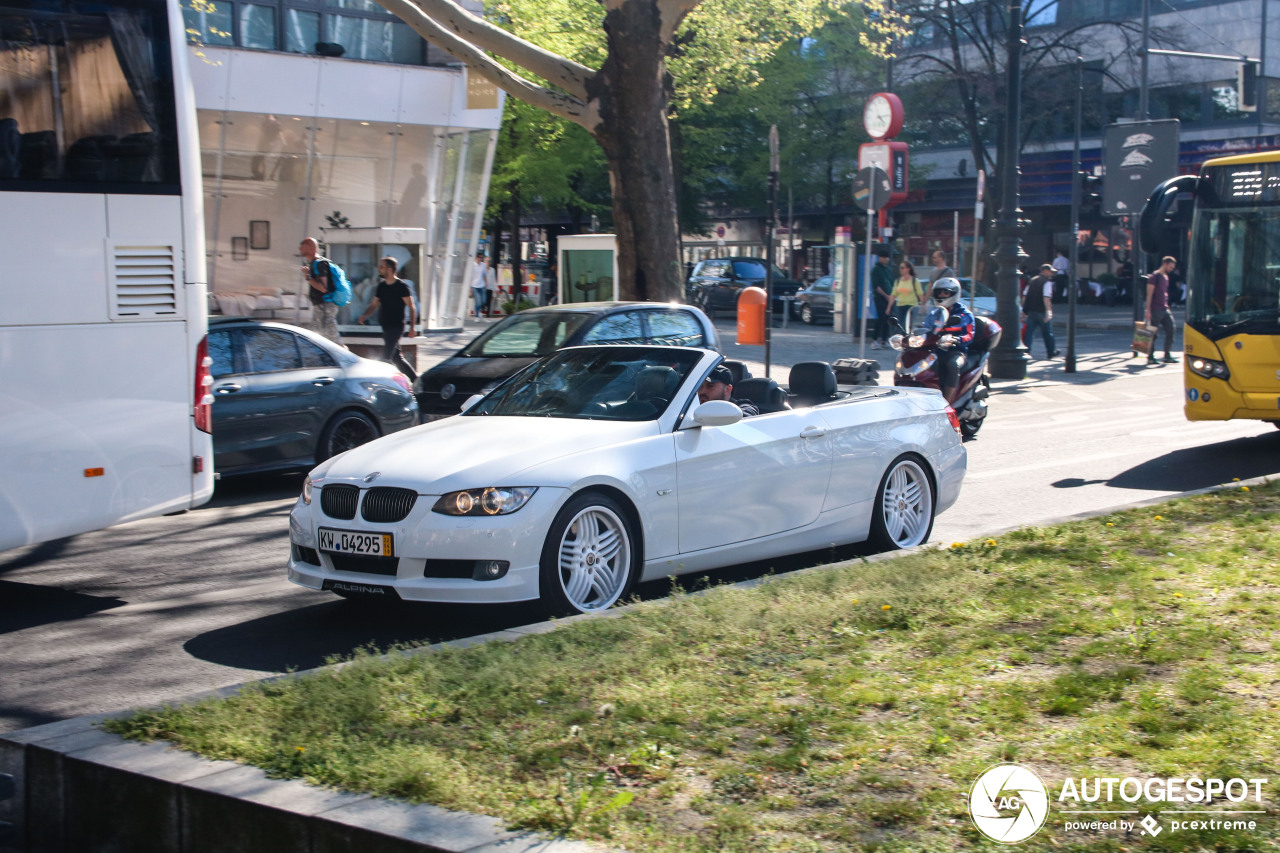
<box><xmin>467</xmin><ymin>347</ymin><xmax>703</xmax><ymax>421</ymax></box>
<box><xmin>1187</xmin><ymin>206</ymin><xmax>1280</xmax><ymax>336</ymax></box>
<box><xmin>459</xmin><ymin>312</ymin><xmax>590</xmax><ymax>358</ymax></box>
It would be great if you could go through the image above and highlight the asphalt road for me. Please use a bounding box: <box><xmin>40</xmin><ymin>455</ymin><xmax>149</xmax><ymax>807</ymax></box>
<box><xmin>3</xmin><ymin>321</ymin><xmax>1279</xmax><ymax>733</ymax></box>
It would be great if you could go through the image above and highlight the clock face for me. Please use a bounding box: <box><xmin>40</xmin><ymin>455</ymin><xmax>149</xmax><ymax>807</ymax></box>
<box><xmin>864</xmin><ymin>94</ymin><xmax>899</xmax><ymax>139</ymax></box>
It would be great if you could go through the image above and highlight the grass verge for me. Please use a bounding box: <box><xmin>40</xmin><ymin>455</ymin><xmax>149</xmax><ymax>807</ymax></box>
<box><xmin>108</xmin><ymin>482</ymin><xmax>1280</xmax><ymax>851</ymax></box>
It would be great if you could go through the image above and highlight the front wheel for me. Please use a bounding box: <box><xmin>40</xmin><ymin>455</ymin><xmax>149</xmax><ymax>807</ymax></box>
<box><xmin>317</xmin><ymin>410</ymin><xmax>379</xmax><ymax>462</ymax></box>
<box><xmin>539</xmin><ymin>493</ymin><xmax>638</xmax><ymax>616</ymax></box>
<box><xmin>800</xmin><ymin>303</ymin><xmax>814</xmax><ymax>324</ymax></box>
<box><xmin>868</xmin><ymin>455</ymin><xmax>935</xmax><ymax>550</ymax></box>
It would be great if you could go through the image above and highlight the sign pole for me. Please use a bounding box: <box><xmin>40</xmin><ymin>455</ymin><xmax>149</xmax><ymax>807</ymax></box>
<box><xmin>861</xmin><ymin>207</ymin><xmax>874</xmax><ymax>360</ymax></box>
<box><xmin>971</xmin><ymin>170</ymin><xmax>984</xmax><ymax>311</ymax></box>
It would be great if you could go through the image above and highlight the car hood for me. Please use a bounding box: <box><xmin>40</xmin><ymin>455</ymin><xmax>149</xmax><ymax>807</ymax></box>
<box><xmin>311</xmin><ymin>415</ymin><xmax>661</xmax><ymax>492</ymax></box>
<box><xmin>419</xmin><ymin>356</ymin><xmax>538</xmax><ymax>390</ymax></box>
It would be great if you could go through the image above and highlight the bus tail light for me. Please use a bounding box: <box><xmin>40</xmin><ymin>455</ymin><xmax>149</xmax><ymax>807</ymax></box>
<box><xmin>194</xmin><ymin>336</ymin><xmax>213</xmax><ymax>433</ymax></box>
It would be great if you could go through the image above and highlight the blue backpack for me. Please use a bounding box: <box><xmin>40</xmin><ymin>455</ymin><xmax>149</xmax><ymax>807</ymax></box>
<box><xmin>314</xmin><ymin>258</ymin><xmax>353</xmax><ymax>307</ymax></box>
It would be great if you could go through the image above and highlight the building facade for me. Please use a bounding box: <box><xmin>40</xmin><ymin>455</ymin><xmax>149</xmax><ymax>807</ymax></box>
<box><xmin>185</xmin><ymin>0</ymin><xmax>502</xmax><ymax>330</ymax></box>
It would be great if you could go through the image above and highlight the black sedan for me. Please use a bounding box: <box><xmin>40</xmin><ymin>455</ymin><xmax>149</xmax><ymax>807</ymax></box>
<box><xmin>413</xmin><ymin>302</ymin><xmax>718</xmax><ymax>420</ymax></box>
<box><xmin>208</xmin><ymin>318</ymin><xmax>418</xmax><ymax>476</ymax></box>
<box><xmin>685</xmin><ymin>257</ymin><xmax>803</xmax><ymax>316</ymax></box>
<box><xmin>793</xmin><ymin>275</ymin><xmax>836</xmax><ymax>324</ymax></box>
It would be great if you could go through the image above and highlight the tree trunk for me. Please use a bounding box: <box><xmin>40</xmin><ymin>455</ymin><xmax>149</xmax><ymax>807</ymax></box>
<box><xmin>590</xmin><ymin>0</ymin><xmax>683</xmax><ymax>303</ymax></box>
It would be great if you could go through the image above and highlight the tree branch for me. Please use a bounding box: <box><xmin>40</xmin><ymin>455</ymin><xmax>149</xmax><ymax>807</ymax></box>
<box><xmin>375</xmin><ymin>0</ymin><xmax>595</xmax><ymax>102</ymax></box>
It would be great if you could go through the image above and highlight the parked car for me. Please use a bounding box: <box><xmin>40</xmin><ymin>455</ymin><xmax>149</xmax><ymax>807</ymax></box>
<box><xmin>413</xmin><ymin>302</ymin><xmax>718</xmax><ymax>420</ymax></box>
<box><xmin>793</xmin><ymin>275</ymin><xmax>836</xmax><ymax>324</ymax></box>
<box><xmin>208</xmin><ymin>318</ymin><xmax>418</xmax><ymax>476</ymax></box>
<box><xmin>288</xmin><ymin>345</ymin><xmax>966</xmax><ymax>614</ymax></box>
<box><xmin>958</xmin><ymin>278</ymin><xmax>997</xmax><ymax>318</ymax></box>
<box><xmin>686</xmin><ymin>257</ymin><xmax>803</xmax><ymax>316</ymax></box>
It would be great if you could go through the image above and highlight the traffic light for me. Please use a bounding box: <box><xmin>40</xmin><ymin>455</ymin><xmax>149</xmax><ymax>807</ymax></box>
<box><xmin>1239</xmin><ymin>62</ymin><xmax>1258</xmax><ymax>112</ymax></box>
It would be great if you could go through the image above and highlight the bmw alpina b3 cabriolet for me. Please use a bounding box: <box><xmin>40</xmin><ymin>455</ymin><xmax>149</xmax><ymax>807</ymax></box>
<box><xmin>287</xmin><ymin>345</ymin><xmax>967</xmax><ymax>615</ymax></box>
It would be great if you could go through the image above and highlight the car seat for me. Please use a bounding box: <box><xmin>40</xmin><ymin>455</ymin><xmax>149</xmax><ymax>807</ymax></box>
<box><xmin>787</xmin><ymin>361</ymin><xmax>837</xmax><ymax>408</ymax></box>
<box><xmin>722</xmin><ymin>359</ymin><xmax>751</xmax><ymax>385</ymax></box>
<box><xmin>734</xmin><ymin>377</ymin><xmax>789</xmax><ymax>414</ymax></box>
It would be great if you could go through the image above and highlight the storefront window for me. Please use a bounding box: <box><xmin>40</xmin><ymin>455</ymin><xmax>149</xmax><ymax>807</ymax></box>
<box><xmin>184</xmin><ymin>1</ymin><xmax>234</xmax><ymax>45</ymax></box>
<box><xmin>326</xmin><ymin>14</ymin><xmax>419</xmax><ymax>63</ymax></box>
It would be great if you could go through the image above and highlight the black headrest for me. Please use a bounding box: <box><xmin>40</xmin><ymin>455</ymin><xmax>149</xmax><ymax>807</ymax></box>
<box><xmin>789</xmin><ymin>362</ymin><xmax>836</xmax><ymax>399</ymax></box>
<box><xmin>635</xmin><ymin>365</ymin><xmax>678</xmax><ymax>401</ymax></box>
<box><xmin>735</xmin><ymin>377</ymin><xmax>788</xmax><ymax>413</ymax></box>
<box><xmin>721</xmin><ymin>360</ymin><xmax>751</xmax><ymax>385</ymax></box>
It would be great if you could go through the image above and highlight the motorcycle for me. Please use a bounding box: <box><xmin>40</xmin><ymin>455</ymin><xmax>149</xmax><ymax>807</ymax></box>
<box><xmin>888</xmin><ymin>306</ymin><xmax>1001</xmax><ymax>439</ymax></box>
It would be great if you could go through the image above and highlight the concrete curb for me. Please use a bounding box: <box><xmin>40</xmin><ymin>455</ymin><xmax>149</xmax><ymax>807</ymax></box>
<box><xmin>2</xmin><ymin>473</ymin><xmax>1271</xmax><ymax>853</ymax></box>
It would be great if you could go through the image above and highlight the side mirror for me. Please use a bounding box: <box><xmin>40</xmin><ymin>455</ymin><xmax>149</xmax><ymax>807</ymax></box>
<box><xmin>460</xmin><ymin>394</ymin><xmax>484</xmax><ymax>413</ymax></box>
<box><xmin>682</xmin><ymin>399</ymin><xmax>744</xmax><ymax>429</ymax></box>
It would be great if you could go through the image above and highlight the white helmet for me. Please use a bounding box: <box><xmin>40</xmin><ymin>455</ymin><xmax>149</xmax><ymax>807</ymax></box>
<box><xmin>932</xmin><ymin>277</ymin><xmax>961</xmax><ymax>308</ymax></box>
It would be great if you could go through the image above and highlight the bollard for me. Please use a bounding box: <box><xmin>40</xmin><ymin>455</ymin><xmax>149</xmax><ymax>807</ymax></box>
<box><xmin>736</xmin><ymin>286</ymin><xmax>767</xmax><ymax>345</ymax></box>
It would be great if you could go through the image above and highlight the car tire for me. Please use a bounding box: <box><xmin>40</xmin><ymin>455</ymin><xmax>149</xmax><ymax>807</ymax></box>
<box><xmin>868</xmin><ymin>455</ymin><xmax>935</xmax><ymax>550</ymax></box>
<box><xmin>801</xmin><ymin>304</ymin><xmax>814</xmax><ymax>324</ymax></box>
<box><xmin>539</xmin><ymin>492</ymin><xmax>639</xmax><ymax>616</ymax></box>
<box><xmin>317</xmin><ymin>410</ymin><xmax>380</xmax><ymax>462</ymax></box>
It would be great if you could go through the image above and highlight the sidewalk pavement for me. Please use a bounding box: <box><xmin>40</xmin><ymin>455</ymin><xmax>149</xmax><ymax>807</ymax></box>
<box><xmin>395</xmin><ymin>301</ymin><xmax>1161</xmax><ymax>396</ymax></box>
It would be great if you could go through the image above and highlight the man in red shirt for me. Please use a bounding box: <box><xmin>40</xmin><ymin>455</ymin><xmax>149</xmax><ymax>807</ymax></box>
<box><xmin>1144</xmin><ymin>255</ymin><xmax>1178</xmax><ymax>365</ymax></box>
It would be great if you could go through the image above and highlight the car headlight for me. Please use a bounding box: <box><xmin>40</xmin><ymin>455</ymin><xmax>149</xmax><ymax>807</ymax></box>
<box><xmin>302</xmin><ymin>475</ymin><xmax>313</xmax><ymax>505</ymax></box>
<box><xmin>1188</xmin><ymin>356</ymin><xmax>1229</xmax><ymax>381</ymax></box>
<box><xmin>896</xmin><ymin>353</ymin><xmax>937</xmax><ymax>377</ymax></box>
<box><xmin>433</xmin><ymin>486</ymin><xmax>538</xmax><ymax>516</ymax></box>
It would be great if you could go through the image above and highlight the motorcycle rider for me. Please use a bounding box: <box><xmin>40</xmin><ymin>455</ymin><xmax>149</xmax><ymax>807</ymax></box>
<box><xmin>930</xmin><ymin>277</ymin><xmax>975</xmax><ymax>403</ymax></box>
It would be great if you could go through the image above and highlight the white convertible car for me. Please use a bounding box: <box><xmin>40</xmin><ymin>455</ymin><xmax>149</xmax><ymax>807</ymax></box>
<box><xmin>287</xmin><ymin>345</ymin><xmax>967</xmax><ymax>615</ymax></box>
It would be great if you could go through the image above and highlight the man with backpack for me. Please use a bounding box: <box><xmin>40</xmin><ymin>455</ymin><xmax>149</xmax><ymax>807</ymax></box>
<box><xmin>300</xmin><ymin>236</ymin><xmax>344</xmax><ymax>345</ymax></box>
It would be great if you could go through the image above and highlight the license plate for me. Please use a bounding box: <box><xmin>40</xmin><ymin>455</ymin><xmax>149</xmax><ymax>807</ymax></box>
<box><xmin>318</xmin><ymin>528</ymin><xmax>394</xmax><ymax>556</ymax></box>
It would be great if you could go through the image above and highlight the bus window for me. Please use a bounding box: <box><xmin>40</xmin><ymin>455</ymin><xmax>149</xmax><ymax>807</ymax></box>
<box><xmin>0</xmin><ymin>0</ymin><xmax>180</xmax><ymax>191</ymax></box>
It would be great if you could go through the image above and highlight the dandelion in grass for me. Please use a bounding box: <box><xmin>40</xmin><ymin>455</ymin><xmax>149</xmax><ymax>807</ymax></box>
<box><xmin>1155</xmin><ymin>515</ymin><xmax>1163</xmax><ymax>521</ymax></box>
<box><xmin>1105</xmin><ymin>522</ymin><xmax>1114</xmax><ymax>527</ymax></box>
<box><xmin>1242</xmin><ymin>486</ymin><xmax>1251</xmax><ymax>492</ymax></box>
<box><xmin>985</xmin><ymin>539</ymin><xmax>997</xmax><ymax>547</ymax></box>
<box><xmin>882</xmin><ymin>605</ymin><xmax>892</xmax><ymax>611</ymax></box>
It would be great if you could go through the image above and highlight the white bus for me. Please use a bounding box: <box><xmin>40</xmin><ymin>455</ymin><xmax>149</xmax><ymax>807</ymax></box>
<box><xmin>0</xmin><ymin>0</ymin><xmax>214</xmax><ymax>552</ymax></box>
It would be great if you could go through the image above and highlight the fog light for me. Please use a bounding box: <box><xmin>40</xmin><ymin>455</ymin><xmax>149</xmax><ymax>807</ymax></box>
<box><xmin>472</xmin><ymin>560</ymin><xmax>510</xmax><ymax>581</ymax></box>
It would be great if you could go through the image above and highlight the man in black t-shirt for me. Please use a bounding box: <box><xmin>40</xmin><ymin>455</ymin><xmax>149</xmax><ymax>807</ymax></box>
<box><xmin>697</xmin><ymin>365</ymin><xmax>760</xmax><ymax>417</ymax></box>
<box><xmin>357</xmin><ymin>256</ymin><xmax>418</xmax><ymax>380</ymax></box>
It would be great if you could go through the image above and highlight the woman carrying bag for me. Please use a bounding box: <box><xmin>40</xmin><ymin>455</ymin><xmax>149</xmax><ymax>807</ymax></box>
<box><xmin>887</xmin><ymin>260</ymin><xmax>925</xmax><ymax>331</ymax></box>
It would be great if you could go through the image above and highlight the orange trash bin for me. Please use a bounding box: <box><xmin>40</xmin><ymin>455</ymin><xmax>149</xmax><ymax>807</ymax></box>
<box><xmin>736</xmin><ymin>286</ymin><xmax>767</xmax><ymax>345</ymax></box>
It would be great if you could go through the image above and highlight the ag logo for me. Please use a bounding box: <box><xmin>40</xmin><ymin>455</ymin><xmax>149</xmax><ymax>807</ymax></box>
<box><xmin>969</xmin><ymin>764</ymin><xmax>1049</xmax><ymax>844</ymax></box>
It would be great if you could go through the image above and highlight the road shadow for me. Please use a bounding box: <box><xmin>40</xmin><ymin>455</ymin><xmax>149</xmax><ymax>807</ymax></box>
<box><xmin>0</xmin><ymin>580</ymin><xmax>124</xmax><ymax>633</ymax></box>
<box><xmin>206</xmin><ymin>471</ymin><xmax>307</xmax><ymax>508</ymax></box>
<box><xmin>1105</xmin><ymin>430</ymin><xmax>1280</xmax><ymax>492</ymax></box>
<box><xmin>183</xmin><ymin>541</ymin><xmax>883</xmax><ymax>674</ymax></box>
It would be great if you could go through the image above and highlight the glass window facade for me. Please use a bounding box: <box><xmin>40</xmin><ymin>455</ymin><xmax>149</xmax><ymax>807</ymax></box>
<box><xmin>186</xmin><ymin>0</ymin><xmax>427</xmax><ymax>64</ymax></box>
<box><xmin>199</xmin><ymin>107</ymin><xmax>495</xmax><ymax>330</ymax></box>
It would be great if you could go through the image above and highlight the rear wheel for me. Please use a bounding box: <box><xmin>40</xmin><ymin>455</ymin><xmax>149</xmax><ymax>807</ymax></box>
<box><xmin>317</xmin><ymin>410</ymin><xmax>379</xmax><ymax>462</ymax></box>
<box><xmin>868</xmin><ymin>455</ymin><xmax>935</xmax><ymax>550</ymax></box>
<box><xmin>539</xmin><ymin>493</ymin><xmax>638</xmax><ymax>616</ymax></box>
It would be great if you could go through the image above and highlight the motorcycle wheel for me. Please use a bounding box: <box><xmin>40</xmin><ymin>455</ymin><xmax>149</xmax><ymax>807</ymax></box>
<box><xmin>959</xmin><ymin>376</ymin><xmax>989</xmax><ymax>439</ymax></box>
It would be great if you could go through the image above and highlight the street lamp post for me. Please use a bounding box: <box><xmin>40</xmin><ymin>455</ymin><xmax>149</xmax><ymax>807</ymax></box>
<box><xmin>1066</xmin><ymin>57</ymin><xmax>1083</xmax><ymax>374</ymax></box>
<box><xmin>765</xmin><ymin>125</ymin><xmax>779</xmax><ymax>378</ymax></box>
<box><xmin>990</xmin><ymin>0</ymin><xmax>1030</xmax><ymax>380</ymax></box>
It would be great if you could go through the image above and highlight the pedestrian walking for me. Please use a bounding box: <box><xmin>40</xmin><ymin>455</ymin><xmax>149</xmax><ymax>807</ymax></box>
<box><xmin>1021</xmin><ymin>263</ymin><xmax>1059</xmax><ymax>359</ymax></box>
<box><xmin>300</xmin><ymin>236</ymin><xmax>342</xmax><ymax>345</ymax></box>
<box><xmin>1145</xmin><ymin>255</ymin><xmax>1178</xmax><ymax>365</ymax></box>
<box><xmin>888</xmin><ymin>260</ymin><xmax>925</xmax><ymax>331</ymax></box>
<box><xmin>1051</xmin><ymin>248</ymin><xmax>1071</xmax><ymax>303</ymax></box>
<box><xmin>471</xmin><ymin>252</ymin><xmax>490</xmax><ymax>319</ymax></box>
<box><xmin>928</xmin><ymin>249</ymin><xmax>955</xmax><ymax>285</ymax></box>
<box><xmin>357</xmin><ymin>256</ymin><xmax>418</xmax><ymax>381</ymax></box>
<box><xmin>870</xmin><ymin>249</ymin><xmax>894</xmax><ymax>348</ymax></box>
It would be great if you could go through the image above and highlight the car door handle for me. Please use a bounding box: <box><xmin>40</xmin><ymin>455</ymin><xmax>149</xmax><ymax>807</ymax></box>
<box><xmin>214</xmin><ymin>383</ymin><xmax>242</xmax><ymax>394</ymax></box>
<box><xmin>312</xmin><ymin>377</ymin><xmax>336</xmax><ymax>386</ymax></box>
<box><xmin>800</xmin><ymin>426</ymin><xmax>826</xmax><ymax>439</ymax></box>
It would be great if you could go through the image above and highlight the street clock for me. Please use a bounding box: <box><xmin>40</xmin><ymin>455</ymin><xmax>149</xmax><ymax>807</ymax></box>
<box><xmin>863</xmin><ymin>92</ymin><xmax>904</xmax><ymax>140</ymax></box>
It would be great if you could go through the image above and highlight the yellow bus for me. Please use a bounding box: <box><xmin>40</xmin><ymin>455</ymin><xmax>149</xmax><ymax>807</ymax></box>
<box><xmin>1141</xmin><ymin>149</ymin><xmax>1280</xmax><ymax>427</ymax></box>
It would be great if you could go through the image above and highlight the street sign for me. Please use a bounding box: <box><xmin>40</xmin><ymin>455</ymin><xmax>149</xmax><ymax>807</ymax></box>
<box><xmin>853</xmin><ymin>165</ymin><xmax>891</xmax><ymax>212</ymax></box>
<box><xmin>1103</xmin><ymin>120</ymin><xmax>1180</xmax><ymax>216</ymax></box>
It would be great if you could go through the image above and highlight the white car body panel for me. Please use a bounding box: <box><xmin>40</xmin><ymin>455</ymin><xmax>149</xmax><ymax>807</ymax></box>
<box><xmin>287</xmin><ymin>347</ymin><xmax>967</xmax><ymax>605</ymax></box>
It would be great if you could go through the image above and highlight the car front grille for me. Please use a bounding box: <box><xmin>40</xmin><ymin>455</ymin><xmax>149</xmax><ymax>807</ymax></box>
<box><xmin>320</xmin><ymin>484</ymin><xmax>359</xmax><ymax>519</ymax></box>
<box><xmin>328</xmin><ymin>554</ymin><xmax>400</xmax><ymax>576</ymax></box>
<box><xmin>361</xmin><ymin>487</ymin><xmax>418</xmax><ymax>523</ymax></box>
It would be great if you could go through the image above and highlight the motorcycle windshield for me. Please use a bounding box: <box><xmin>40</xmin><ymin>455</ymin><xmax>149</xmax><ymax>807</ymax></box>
<box><xmin>919</xmin><ymin>306</ymin><xmax>947</xmax><ymax>334</ymax></box>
